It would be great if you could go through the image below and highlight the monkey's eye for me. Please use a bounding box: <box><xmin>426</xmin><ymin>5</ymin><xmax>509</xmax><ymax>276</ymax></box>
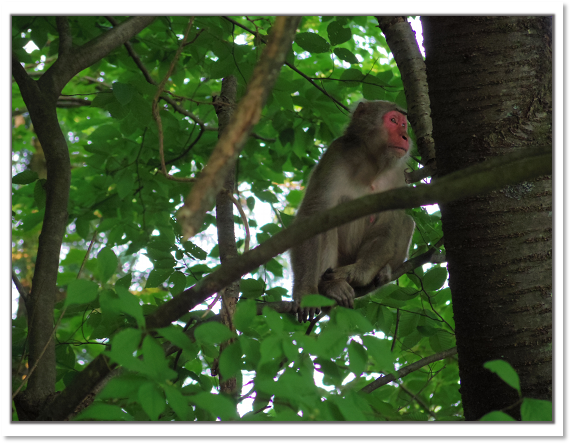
<box><xmin>391</xmin><ymin>117</ymin><xmax>397</xmax><ymax>123</ymax></box>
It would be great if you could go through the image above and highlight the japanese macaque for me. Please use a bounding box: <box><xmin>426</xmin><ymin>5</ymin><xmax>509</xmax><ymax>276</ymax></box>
<box><xmin>291</xmin><ymin>100</ymin><xmax>415</xmax><ymax>323</ymax></box>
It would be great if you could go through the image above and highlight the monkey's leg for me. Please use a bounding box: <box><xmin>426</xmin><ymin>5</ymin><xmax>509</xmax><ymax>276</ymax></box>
<box><xmin>322</xmin><ymin>212</ymin><xmax>405</xmax><ymax>292</ymax></box>
<box><xmin>292</xmin><ymin>230</ymin><xmax>338</xmax><ymax>322</ymax></box>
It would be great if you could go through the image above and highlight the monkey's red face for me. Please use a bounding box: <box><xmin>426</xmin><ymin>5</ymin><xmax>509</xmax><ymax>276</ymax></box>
<box><xmin>383</xmin><ymin>110</ymin><xmax>410</xmax><ymax>157</ymax></box>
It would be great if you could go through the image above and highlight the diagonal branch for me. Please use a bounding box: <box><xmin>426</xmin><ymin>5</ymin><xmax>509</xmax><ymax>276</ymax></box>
<box><xmin>148</xmin><ymin>145</ymin><xmax>552</xmax><ymax>329</ymax></box>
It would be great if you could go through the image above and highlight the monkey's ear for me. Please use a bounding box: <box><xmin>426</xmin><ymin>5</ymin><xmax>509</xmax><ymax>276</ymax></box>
<box><xmin>353</xmin><ymin>101</ymin><xmax>368</xmax><ymax>118</ymax></box>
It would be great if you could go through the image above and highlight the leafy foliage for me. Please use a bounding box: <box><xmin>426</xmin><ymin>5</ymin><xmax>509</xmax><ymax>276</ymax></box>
<box><xmin>11</xmin><ymin>16</ymin><xmax>459</xmax><ymax>421</ymax></box>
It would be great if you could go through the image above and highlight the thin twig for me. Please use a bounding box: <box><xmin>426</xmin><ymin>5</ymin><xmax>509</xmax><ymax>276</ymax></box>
<box><xmin>152</xmin><ymin>17</ymin><xmax>195</xmax><ymax>180</ymax></box>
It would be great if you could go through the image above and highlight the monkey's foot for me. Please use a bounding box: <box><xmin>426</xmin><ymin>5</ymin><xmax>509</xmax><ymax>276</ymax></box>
<box><xmin>295</xmin><ymin>305</ymin><xmax>320</xmax><ymax>323</ymax></box>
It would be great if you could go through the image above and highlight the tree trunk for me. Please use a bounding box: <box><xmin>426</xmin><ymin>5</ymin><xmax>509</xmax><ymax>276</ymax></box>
<box><xmin>422</xmin><ymin>16</ymin><xmax>552</xmax><ymax>421</ymax></box>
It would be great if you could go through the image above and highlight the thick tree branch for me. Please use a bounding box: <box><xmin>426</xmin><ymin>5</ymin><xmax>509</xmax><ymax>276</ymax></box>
<box><xmin>177</xmin><ymin>16</ymin><xmax>301</xmax><ymax>239</ymax></box>
<box><xmin>148</xmin><ymin>145</ymin><xmax>551</xmax><ymax>329</ymax></box>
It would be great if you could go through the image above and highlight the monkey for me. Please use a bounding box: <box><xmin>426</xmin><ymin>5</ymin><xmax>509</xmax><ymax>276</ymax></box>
<box><xmin>290</xmin><ymin>100</ymin><xmax>415</xmax><ymax>323</ymax></box>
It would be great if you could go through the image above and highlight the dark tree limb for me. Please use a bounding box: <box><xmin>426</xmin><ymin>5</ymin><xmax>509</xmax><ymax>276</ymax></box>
<box><xmin>12</xmin><ymin>15</ymin><xmax>156</xmax><ymax>419</ymax></box>
<box><xmin>149</xmin><ymin>145</ymin><xmax>551</xmax><ymax>329</ymax></box>
<box><xmin>377</xmin><ymin>16</ymin><xmax>436</xmax><ymax>181</ymax></box>
<box><xmin>214</xmin><ymin>76</ymin><xmax>240</xmax><ymax>397</ymax></box>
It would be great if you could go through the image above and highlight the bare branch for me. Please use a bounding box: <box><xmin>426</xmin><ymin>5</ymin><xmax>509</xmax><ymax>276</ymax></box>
<box><xmin>360</xmin><ymin>347</ymin><xmax>457</xmax><ymax>394</ymax></box>
<box><xmin>377</xmin><ymin>16</ymin><xmax>436</xmax><ymax>179</ymax></box>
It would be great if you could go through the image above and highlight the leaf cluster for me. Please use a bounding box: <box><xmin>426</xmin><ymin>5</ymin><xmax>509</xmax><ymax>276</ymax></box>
<box><xmin>11</xmin><ymin>15</ymin><xmax>460</xmax><ymax>421</ymax></box>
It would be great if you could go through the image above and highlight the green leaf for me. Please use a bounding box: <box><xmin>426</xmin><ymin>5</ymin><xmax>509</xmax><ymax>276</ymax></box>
<box><xmin>423</xmin><ymin>266</ymin><xmax>448</xmax><ymax>291</ymax></box>
<box><xmin>33</xmin><ymin>180</ymin><xmax>46</xmax><ymax>210</ymax></box>
<box><xmin>327</xmin><ymin>21</ymin><xmax>352</xmax><ymax>46</ymax></box>
<box><xmin>12</xmin><ymin>170</ymin><xmax>38</xmax><ymax>185</ymax></box>
<box><xmin>295</xmin><ymin>32</ymin><xmax>330</xmax><ymax>53</ymax></box>
<box><xmin>97</xmin><ymin>247</ymin><xmax>117</xmax><ymax>284</ymax></box>
<box><xmin>20</xmin><ymin>209</ymin><xmax>45</xmax><ymax>232</ymax></box>
<box><xmin>480</xmin><ymin>411</ymin><xmax>516</xmax><ymax>421</ymax></box>
<box><xmin>168</xmin><ymin>271</ymin><xmax>187</xmax><ymax>296</ymax></box>
<box><xmin>483</xmin><ymin>359</ymin><xmax>521</xmax><ymax>395</ymax></box>
<box><xmin>285</xmin><ymin>189</ymin><xmax>303</xmax><ymax>207</ymax></box>
<box><xmin>194</xmin><ymin>322</ymin><xmax>235</xmax><ymax>345</ymax></box>
<box><xmin>138</xmin><ymin>382</ymin><xmax>166</xmax><ymax>421</ymax></box>
<box><xmin>334</xmin><ymin>307</ymin><xmax>373</xmax><ymax>334</ymax></box>
<box><xmin>259</xmin><ymin>334</ymin><xmax>283</xmax><ymax>365</ymax></box>
<box><xmin>189</xmin><ymin>392</ymin><xmax>238</xmax><ymax>421</ymax></box>
<box><xmin>300</xmin><ymin>294</ymin><xmax>335</xmax><ymax>308</ymax></box>
<box><xmin>74</xmin><ymin>403</ymin><xmax>133</xmax><ymax>421</ymax></box>
<box><xmin>332</xmin><ymin>395</ymin><xmax>367</xmax><ymax>421</ymax></box>
<box><xmin>56</xmin><ymin>344</ymin><xmax>75</xmax><ymax>369</ymax></box>
<box><xmin>262</xmin><ymin>306</ymin><xmax>284</xmax><ymax>334</ymax></box>
<box><xmin>116</xmin><ymin>273</ymin><xmax>132</xmax><ymax>289</ymax></box>
<box><xmin>183</xmin><ymin>241</ymin><xmax>207</xmax><ymax>260</ymax></box>
<box><xmin>234</xmin><ymin>299</ymin><xmax>257</xmax><ymax>333</ymax></box>
<box><xmin>219</xmin><ymin>341</ymin><xmax>242</xmax><ymax>381</ymax></box>
<box><xmin>116</xmin><ymin>171</ymin><xmax>135</xmax><ymax>200</ymax></box>
<box><xmin>348</xmin><ymin>340</ymin><xmax>368</xmax><ymax>376</ymax></box>
<box><xmin>340</xmin><ymin>68</ymin><xmax>364</xmax><ymax>86</ymax></box>
<box><xmin>164</xmin><ymin>385</ymin><xmax>191</xmax><ymax>421</ymax></box>
<box><xmin>64</xmin><ymin>279</ymin><xmax>99</xmax><ymax>307</ymax></box>
<box><xmin>89</xmin><ymin>124</ymin><xmax>122</xmax><ymax>142</ymax></box>
<box><xmin>115</xmin><ymin>286</ymin><xmax>145</xmax><ymax>328</ymax></box>
<box><xmin>246</xmin><ymin>196</ymin><xmax>255</xmax><ymax>211</ymax></box>
<box><xmin>389</xmin><ymin>287</ymin><xmax>419</xmax><ymax>301</ymax></box>
<box><xmin>428</xmin><ymin>330</ymin><xmax>456</xmax><ymax>352</ymax></box>
<box><xmin>112</xmin><ymin>82</ymin><xmax>133</xmax><ymax>105</ymax></box>
<box><xmin>142</xmin><ymin>335</ymin><xmax>177</xmax><ymax>382</ymax></box>
<box><xmin>104</xmin><ymin>328</ymin><xmax>143</xmax><ymax>371</ymax></box>
<box><xmin>282</xmin><ymin>337</ymin><xmax>299</xmax><ymax>362</ymax></box>
<box><xmin>417</xmin><ymin>326</ymin><xmax>438</xmax><ymax>337</ymax></box>
<box><xmin>156</xmin><ymin>325</ymin><xmax>197</xmax><ymax>355</ymax></box>
<box><xmin>362</xmin><ymin>74</ymin><xmax>389</xmax><ymax>101</ymax></box>
<box><xmin>240</xmin><ymin>278</ymin><xmax>265</xmax><ymax>299</ymax></box>
<box><xmin>146</xmin><ymin>268</ymin><xmax>173</xmax><ymax>288</ymax></box>
<box><xmin>333</xmin><ymin>48</ymin><xmax>359</xmax><ymax>64</ymax></box>
<box><xmin>521</xmin><ymin>398</ymin><xmax>552</xmax><ymax>421</ymax></box>
<box><xmin>362</xmin><ymin>335</ymin><xmax>394</xmax><ymax>373</ymax></box>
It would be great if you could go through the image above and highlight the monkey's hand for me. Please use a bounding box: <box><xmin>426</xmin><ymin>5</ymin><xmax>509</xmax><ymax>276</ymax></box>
<box><xmin>319</xmin><ymin>268</ymin><xmax>356</xmax><ymax>308</ymax></box>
